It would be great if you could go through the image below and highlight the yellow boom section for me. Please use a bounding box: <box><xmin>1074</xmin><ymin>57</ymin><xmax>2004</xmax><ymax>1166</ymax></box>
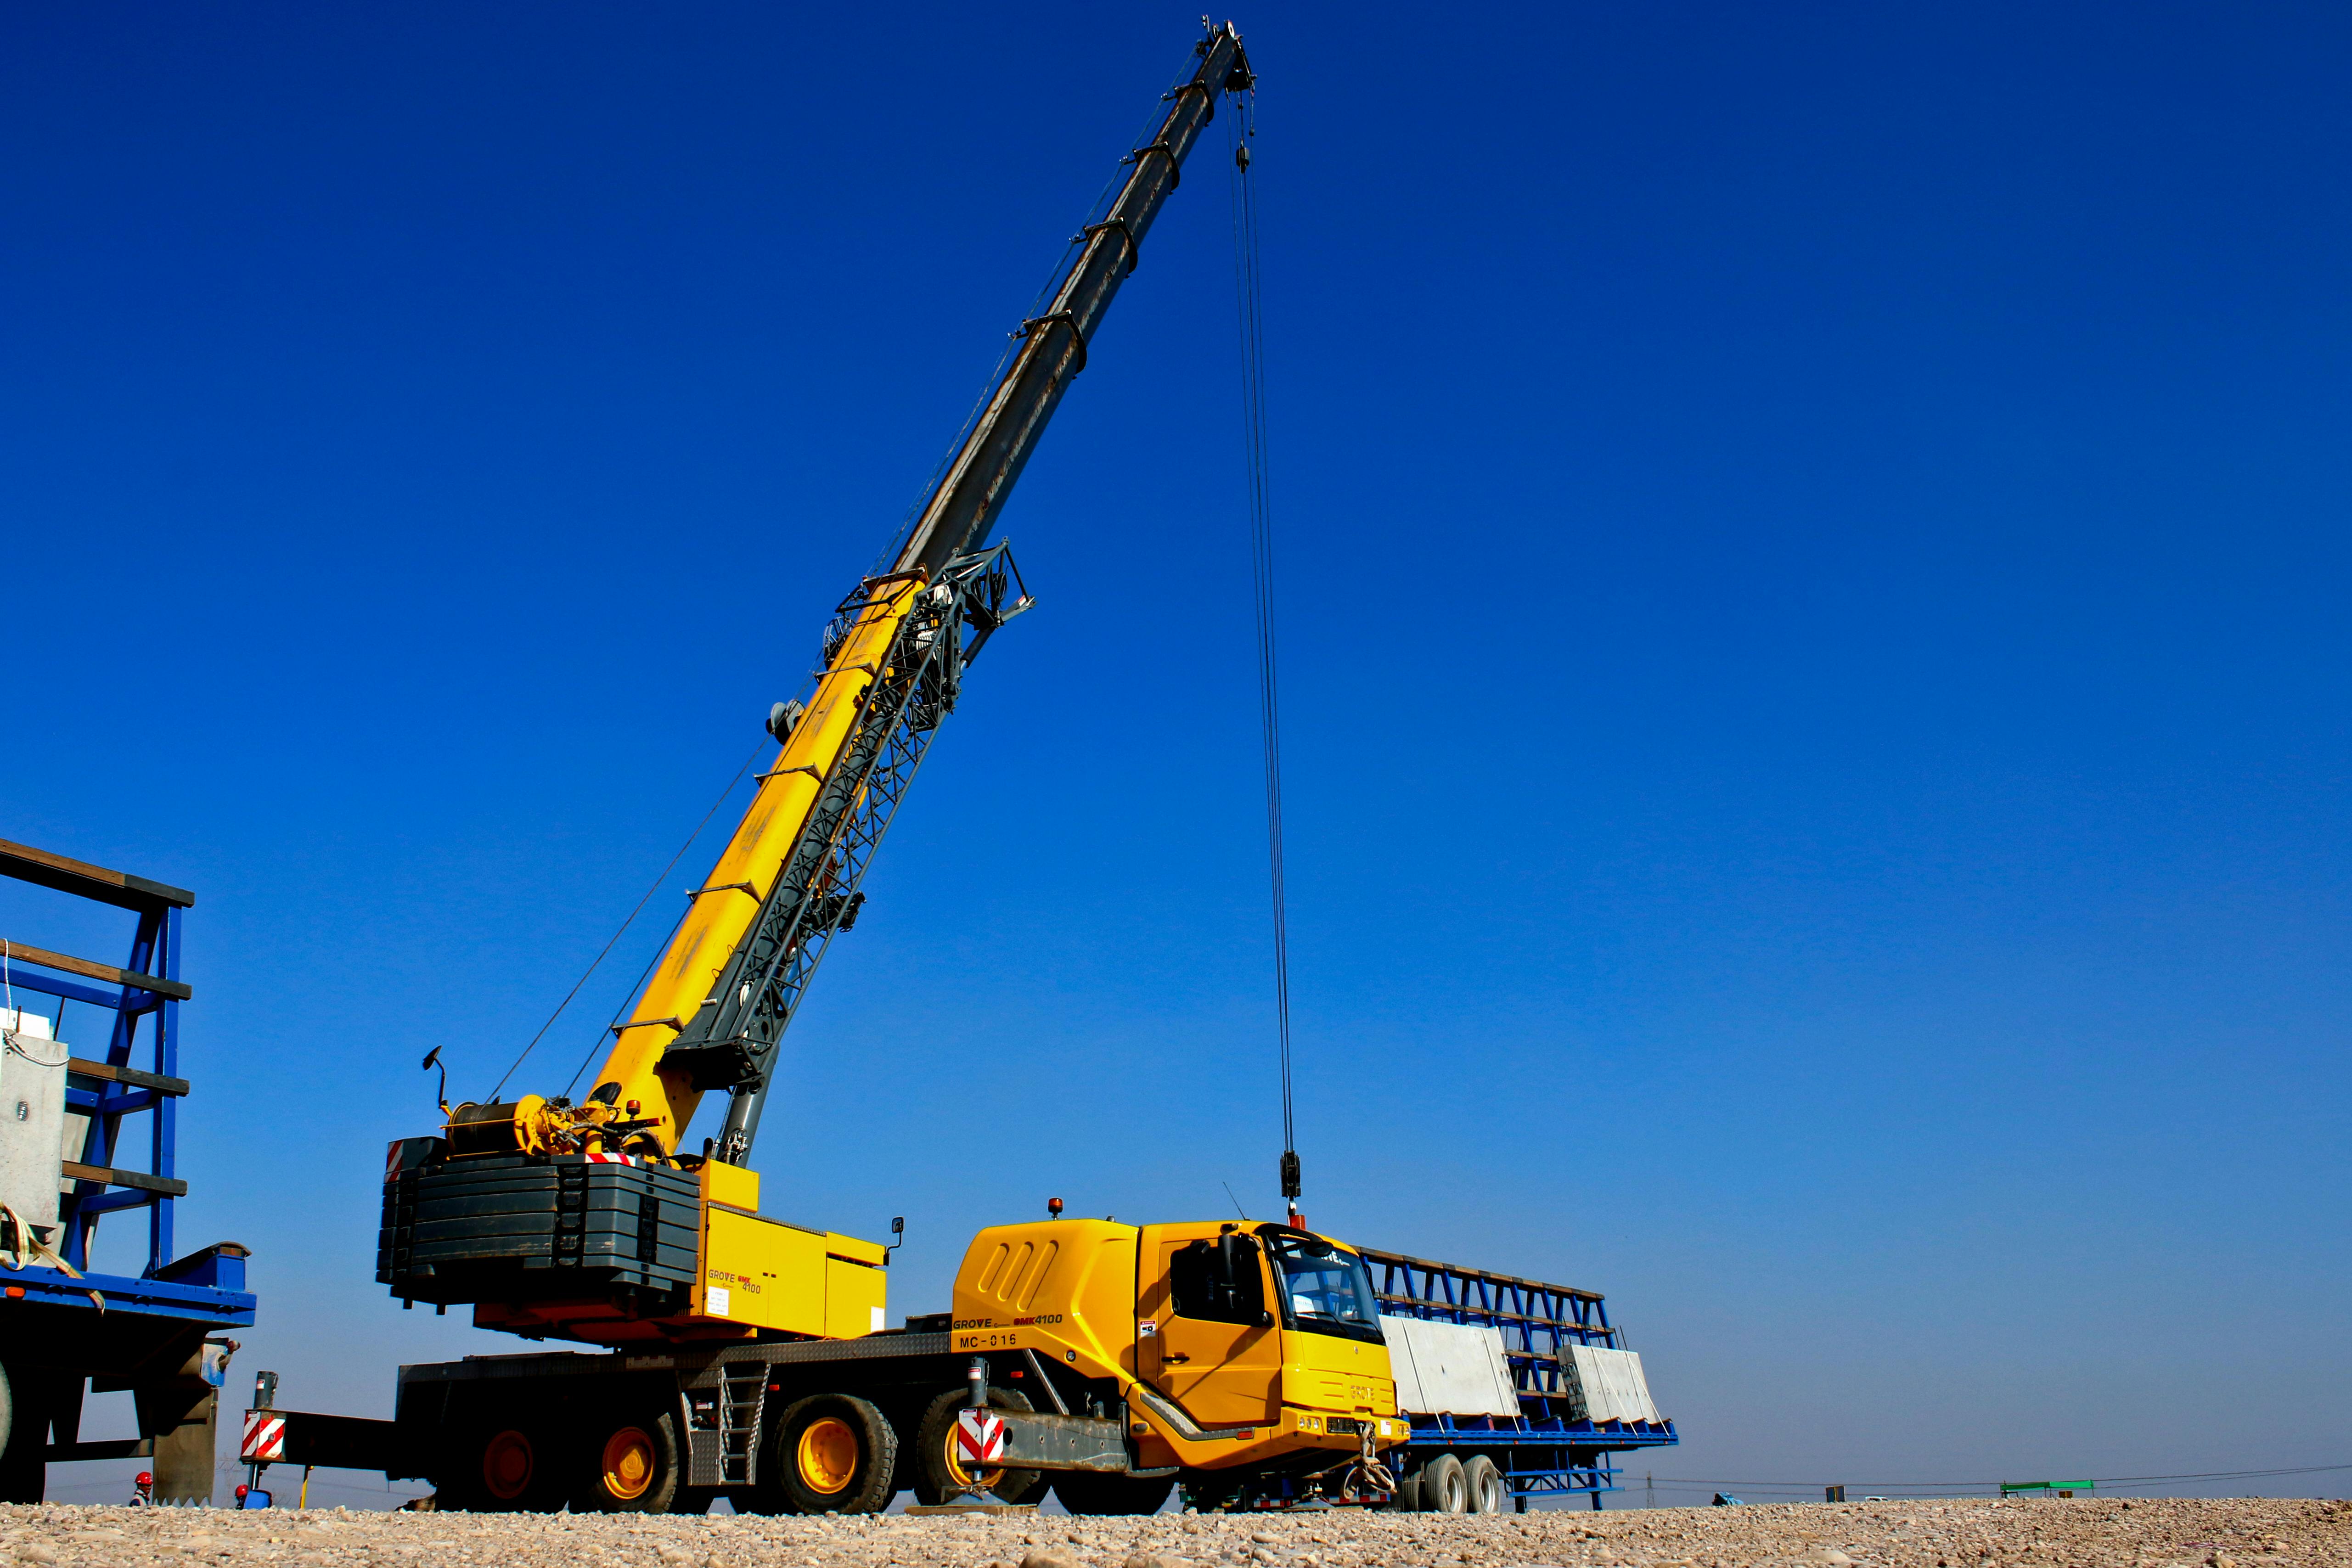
<box><xmin>591</xmin><ymin>574</ymin><xmax>924</xmax><ymax>1155</ymax></box>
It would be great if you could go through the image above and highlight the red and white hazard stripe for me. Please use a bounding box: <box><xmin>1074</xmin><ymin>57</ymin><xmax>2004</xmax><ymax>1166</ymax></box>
<box><xmin>584</xmin><ymin>1153</ymin><xmax>633</xmax><ymax>1165</ymax></box>
<box><xmin>954</xmin><ymin>1407</ymin><xmax>1006</xmax><ymax>1467</ymax></box>
<box><xmin>240</xmin><ymin>1410</ymin><xmax>285</xmax><ymax>1462</ymax></box>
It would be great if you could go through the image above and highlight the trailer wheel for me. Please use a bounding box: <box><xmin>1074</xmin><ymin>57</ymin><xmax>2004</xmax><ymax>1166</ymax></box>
<box><xmin>911</xmin><ymin>1387</ymin><xmax>1043</xmax><ymax>1506</ymax></box>
<box><xmin>766</xmin><ymin>1394</ymin><xmax>896</xmax><ymax>1515</ymax></box>
<box><xmin>1418</xmin><ymin>1452</ymin><xmax>1467</xmax><ymax>1513</ymax></box>
<box><xmin>1463</xmin><ymin>1455</ymin><xmax>1505</xmax><ymax>1514</ymax></box>
<box><xmin>1052</xmin><ymin>1470</ymin><xmax>1176</xmax><ymax>1516</ymax></box>
<box><xmin>1386</xmin><ymin>1464</ymin><xmax>1423</xmax><ymax>1512</ymax></box>
<box><xmin>575</xmin><ymin>1410</ymin><xmax>681</xmax><ymax>1513</ymax></box>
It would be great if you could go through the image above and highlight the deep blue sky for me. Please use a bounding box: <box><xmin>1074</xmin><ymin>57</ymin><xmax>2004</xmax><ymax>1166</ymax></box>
<box><xmin>6</xmin><ymin>1</ymin><xmax>2349</xmax><ymax>1507</ymax></box>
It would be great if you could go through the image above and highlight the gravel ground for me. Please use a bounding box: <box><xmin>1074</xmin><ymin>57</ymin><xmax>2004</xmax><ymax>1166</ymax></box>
<box><xmin>2</xmin><ymin>1497</ymin><xmax>2346</xmax><ymax>1568</ymax></box>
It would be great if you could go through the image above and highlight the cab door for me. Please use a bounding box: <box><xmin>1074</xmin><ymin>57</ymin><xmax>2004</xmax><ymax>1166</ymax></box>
<box><xmin>1137</xmin><ymin>1222</ymin><xmax>1281</xmax><ymax>1428</ymax></box>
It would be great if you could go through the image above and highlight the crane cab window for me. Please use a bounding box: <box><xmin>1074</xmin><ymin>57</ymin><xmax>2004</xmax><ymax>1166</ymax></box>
<box><xmin>1261</xmin><ymin>1230</ymin><xmax>1384</xmax><ymax>1345</ymax></box>
<box><xmin>1169</xmin><ymin>1234</ymin><xmax>1267</xmax><ymax>1325</ymax></box>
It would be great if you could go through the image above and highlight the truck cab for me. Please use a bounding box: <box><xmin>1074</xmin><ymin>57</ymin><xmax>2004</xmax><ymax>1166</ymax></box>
<box><xmin>951</xmin><ymin>1219</ymin><xmax>1406</xmax><ymax>1489</ymax></box>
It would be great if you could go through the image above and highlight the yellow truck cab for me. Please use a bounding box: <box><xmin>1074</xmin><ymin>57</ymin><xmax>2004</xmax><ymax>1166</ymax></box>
<box><xmin>951</xmin><ymin>1218</ymin><xmax>1408</xmax><ymax>1503</ymax></box>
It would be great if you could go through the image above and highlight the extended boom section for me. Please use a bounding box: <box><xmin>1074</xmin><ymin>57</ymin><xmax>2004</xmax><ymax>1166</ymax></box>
<box><xmin>889</xmin><ymin>24</ymin><xmax>1254</xmax><ymax>580</ymax></box>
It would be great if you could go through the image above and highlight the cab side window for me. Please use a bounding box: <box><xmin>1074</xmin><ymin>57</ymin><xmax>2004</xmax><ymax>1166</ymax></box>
<box><xmin>1169</xmin><ymin>1234</ymin><xmax>1267</xmax><ymax>1326</ymax></box>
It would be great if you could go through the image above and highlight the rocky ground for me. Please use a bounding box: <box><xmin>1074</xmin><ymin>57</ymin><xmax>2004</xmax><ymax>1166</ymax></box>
<box><xmin>3</xmin><ymin>1497</ymin><xmax>2345</xmax><ymax>1568</ymax></box>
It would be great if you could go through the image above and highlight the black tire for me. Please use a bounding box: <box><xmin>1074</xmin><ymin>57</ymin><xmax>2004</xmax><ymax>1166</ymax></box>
<box><xmin>0</xmin><ymin>1361</ymin><xmax>39</xmax><ymax>1506</ymax></box>
<box><xmin>1053</xmin><ymin>1469</ymin><xmax>1176</xmax><ymax>1516</ymax></box>
<box><xmin>574</xmin><ymin>1409</ymin><xmax>681</xmax><ymax>1513</ymax></box>
<box><xmin>1419</xmin><ymin>1452</ymin><xmax>1466</xmax><ymax>1514</ymax></box>
<box><xmin>1463</xmin><ymin>1455</ymin><xmax>1504</xmax><ymax>1515</ymax></box>
<box><xmin>1387</xmin><ymin>1466</ymin><xmax>1423</xmax><ymax>1512</ymax></box>
<box><xmin>765</xmin><ymin>1394</ymin><xmax>896</xmax><ymax>1516</ymax></box>
<box><xmin>462</xmin><ymin>1422</ymin><xmax>567</xmax><ymax>1512</ymax></box>
<box><xmin>910</xmin><ymin>1387</ymin><xmax>1043</xmax><ymax>1506</ymax></box>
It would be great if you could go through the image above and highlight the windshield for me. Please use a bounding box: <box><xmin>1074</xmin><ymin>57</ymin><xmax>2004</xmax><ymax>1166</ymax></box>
<box><xmin>1260</xmin><ymin>1229</ymin><xmax>1385</xmax><ymax>1345</ymax></box>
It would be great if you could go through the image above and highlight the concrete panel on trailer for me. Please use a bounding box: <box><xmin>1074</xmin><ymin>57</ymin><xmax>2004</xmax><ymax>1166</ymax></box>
<box><xmin>0</xmin><ymin>1013</ymin><xmax>68</xmax><ymax>1235</ymax></box>
<box><xmin>1563</xmin><ymin>1345</ymin><xmax>1660</xmax><ymax>1423</ymax></box>
<box><xmin>1381</xmin><ymin>1317</ymin><xmax>1518</xmax><ymax>1417</ymax></box>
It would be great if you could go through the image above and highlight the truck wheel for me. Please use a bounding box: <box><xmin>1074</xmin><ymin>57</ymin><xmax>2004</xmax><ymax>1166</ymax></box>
<box><xmin>576</xmin><ymin>1410</ymin><xmax>681</xmax><ymax>1513</ymax></box>
<box><xmin>0</xmin><ymin>1361</ymin><xmax>39</xmax><ymax>1506</ymax></box>
<box><xmin>442</xmin><ymin>1423</ymin><xmax>561</xmax><ymax>1512</ymax></box>
<box><xmin>911</xmin><ymin>1388</ymin><xmax>1043</xmax><ymax>1506</ymax></box>
<box><xmin>1418</xmin><ymin>1452</ymin><xmax>1466</xmax><ymax>1513</ymax></box>
<box><xmin>1386</xmin><ymin>1464</ymin><xmax>1423</xmax><ymax>1512</ymax></box>
<box><xmin>1052</xmin><ymin>1470</ymin><xmax>1176</xmax><ymax>1516</ymax></box>
<box><xmin>428</xmin><ymin>1418</ymin><xmax>546</xmax><ymax>1512</ymax></box>
<box><xmin>1463</xmin><ymin>1455</ymin><xmax>1505</xmax><ymax>1514</ymax></box>
<box><xmin>768</xmin><ymin>1394</ymin><xmax>896</xmax><ymax>1515</ymax></box>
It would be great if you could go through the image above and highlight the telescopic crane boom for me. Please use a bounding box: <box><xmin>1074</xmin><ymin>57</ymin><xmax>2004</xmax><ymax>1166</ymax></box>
<box><xmin>390</xmin><ymin>26</ymin><xmax>1254</xmax><ymax>1340</ymax></box>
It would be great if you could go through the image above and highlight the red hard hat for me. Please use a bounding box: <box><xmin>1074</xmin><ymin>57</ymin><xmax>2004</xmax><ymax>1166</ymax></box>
<box><xmin>235</xmin><ymin>1484</ymin><xmax>249</xmax><ymax>1500</ymax></box>
<box><xmin>136</xmin><ymin>1472</ymin><xmax>153</xmax><ymax>1486</ymax></box>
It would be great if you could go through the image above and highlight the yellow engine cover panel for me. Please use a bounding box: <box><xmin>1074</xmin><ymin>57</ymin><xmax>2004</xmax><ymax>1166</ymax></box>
<box><xmin>696</xmin><ymin>1205</ymin><xmax>889</xmax><ymax>1338</ymax></box>
<box><xmin>701</xmin><ymin>1207</ymin><xmax>824</xmax><ymax>1332</ymax></box>
<box><xmin>951</xmin><ymin>1220</ymin><xmax>1139</xmax><ymax>1377</ymax></box>
<box><xmin>824</xmin><ymin>1244</ymin><xmax>888</xmax><ymax>1338</ymax></box>
<box><xmin>700</xmin><ymin>1159</ymin><xmax>760</xmax><ymax>1213</ymax></box>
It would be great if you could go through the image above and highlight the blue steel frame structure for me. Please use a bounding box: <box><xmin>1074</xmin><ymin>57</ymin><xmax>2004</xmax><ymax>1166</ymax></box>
<box><xmin>0</xmin><ymin>838</ymin><xmax>199</xmax><ymax>1276</ymax></box>
<box><xmin>0</xmin><ymin>839</ymin><xmax>253</xmax><ymax>1501</ymax></box>
<box><xmin>1363</xmin><ymin>1248</ymin><xmax>1678</xmax><ymax>1511</ymax></box>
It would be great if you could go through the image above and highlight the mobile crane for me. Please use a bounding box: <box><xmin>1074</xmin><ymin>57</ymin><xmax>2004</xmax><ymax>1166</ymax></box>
<box><xmin>369</xmin><ymin>20</ymin><xmax>1413</xmax><ymax>1517</ymax></box>
<box><xmin>256</xmin><ymin>20</ymin><xmax>1677</xmax><ymax>1516</ymax></box>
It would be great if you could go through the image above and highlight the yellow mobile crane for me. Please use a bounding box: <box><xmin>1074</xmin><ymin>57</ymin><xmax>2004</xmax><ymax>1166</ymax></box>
<box><xmin>364</xmin><ymin>22</ymin><xmax>1415</xmax><ymax>1516</ymax></box>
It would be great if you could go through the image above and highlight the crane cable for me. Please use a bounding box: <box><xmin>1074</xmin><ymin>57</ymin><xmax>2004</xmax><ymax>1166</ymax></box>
<box><xmin>1227</xmin><ymin>83</ymin><xmax>1300</xmax><ymax>1224</ymax></box>
<box><xmin>486</xmin><ymin>739</ymin><xmax>766</xmax><ymax>1102</ymax></box>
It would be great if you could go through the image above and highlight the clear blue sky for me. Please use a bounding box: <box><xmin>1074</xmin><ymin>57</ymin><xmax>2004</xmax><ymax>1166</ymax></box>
<box><xmin>6</xmin><ymin>0</ymin><xmax>2348</xmax><ymax>1508</ymax></box>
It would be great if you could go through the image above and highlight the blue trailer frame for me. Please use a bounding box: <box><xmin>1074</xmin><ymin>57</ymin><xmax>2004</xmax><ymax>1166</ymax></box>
<box><xmin>1363</xmin><ymin>1249</ymin><xmax>1679</xmax><ymax>1511</ymax></box>
<box><xmin>0</xmin><ymin>838</ymin><xmax>256</xmax><ymax>1503</ymax></box>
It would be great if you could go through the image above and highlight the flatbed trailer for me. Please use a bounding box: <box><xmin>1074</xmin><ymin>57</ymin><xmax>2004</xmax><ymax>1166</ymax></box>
<box><xmin>1367</xmin><ymin>1249</ymin><xmax>1677</xmax><ymax>1512</ymax></box>
<box><xmin>0</xmin><ymin>838</ymin><xmax>258</xmax><ymax>1504</ymax></box>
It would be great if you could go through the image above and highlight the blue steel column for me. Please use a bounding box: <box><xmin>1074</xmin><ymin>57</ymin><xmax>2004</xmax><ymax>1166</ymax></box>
<box><xmin>150</xmin><ymin>903</ymin><xmax>182</xmax><ymax>1272</ymax></box>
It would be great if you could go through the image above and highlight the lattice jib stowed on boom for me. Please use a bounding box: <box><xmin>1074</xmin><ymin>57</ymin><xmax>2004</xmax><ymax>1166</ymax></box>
<box><xmin>662</xmin><ymin>545</ymin><xmax>1031</xmax><ymax>1164</ymax></box>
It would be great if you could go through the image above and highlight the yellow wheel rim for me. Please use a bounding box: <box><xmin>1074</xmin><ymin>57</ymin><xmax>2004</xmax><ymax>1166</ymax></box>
<box><xmin>796</xmin><ymin>1416</ymin><xmax>860</xmax><ymax>1495</ymax></box>
<box><xmin>600</xmin><ymin>1427</ymin><xmax>657</xmax><ymax>1501</ymax></box>
<box><xmin>482</xmin><ymin>1429</ymin><xmax>534</xmax><ymax>1501</ymax></box>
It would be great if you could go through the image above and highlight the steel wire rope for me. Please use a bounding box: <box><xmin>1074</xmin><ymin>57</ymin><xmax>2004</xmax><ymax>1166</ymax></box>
<box><xmin>486</xmin><ymin>738</ymin><xmax>767</xmax><ymax>1101</ymax></box>
<box><xmin>1227</xmin><ymin>82</ymin><xmax>1298</xmax><ymax>1209</ymax></box>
